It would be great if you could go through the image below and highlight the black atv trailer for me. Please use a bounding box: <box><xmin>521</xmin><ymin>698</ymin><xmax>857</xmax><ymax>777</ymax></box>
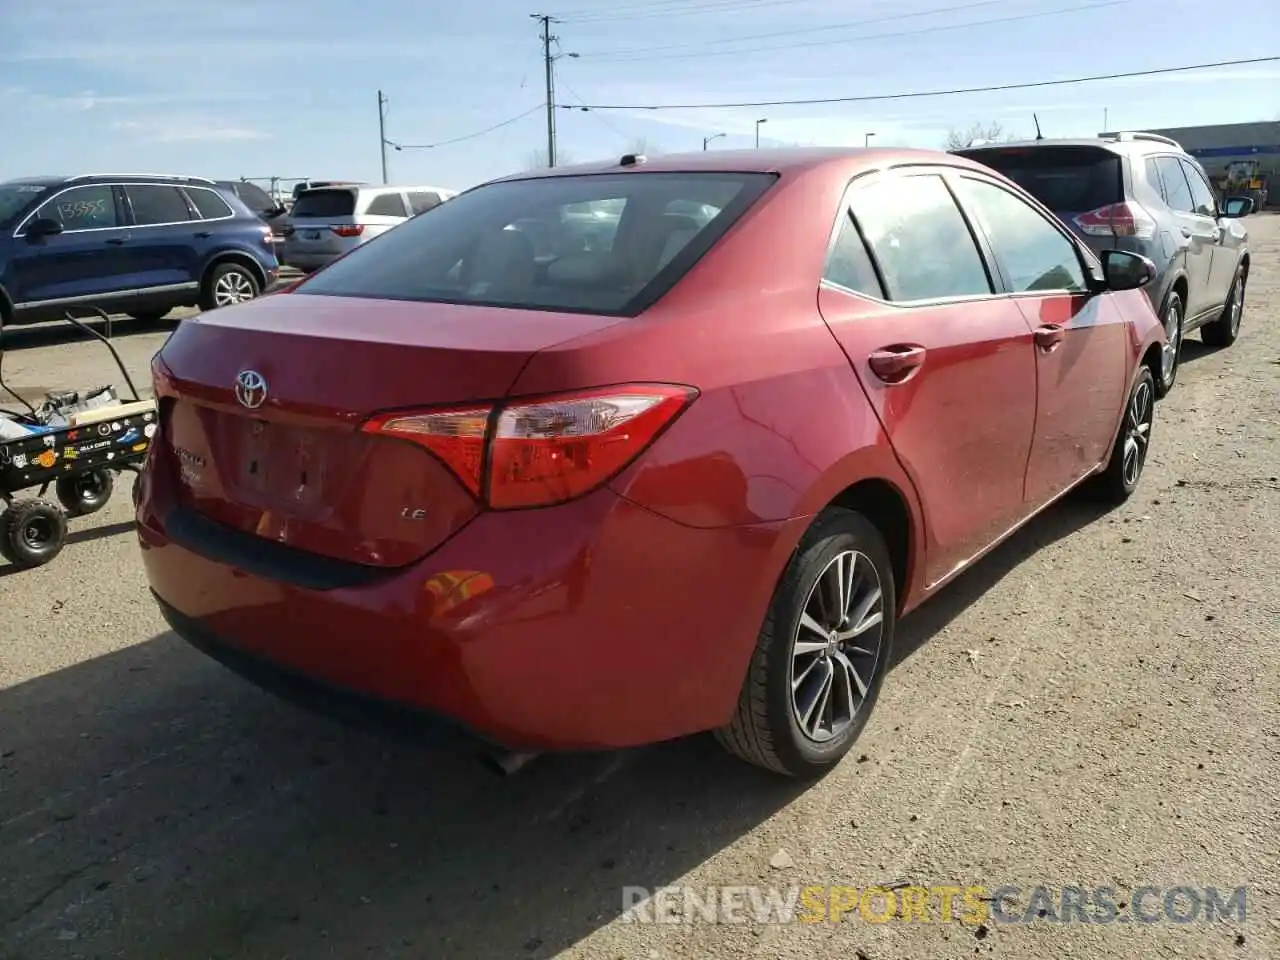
<box><xmin>0</xmin><ymin>308</ymin><xmax>155</xmax><ymax>570</ymax></box>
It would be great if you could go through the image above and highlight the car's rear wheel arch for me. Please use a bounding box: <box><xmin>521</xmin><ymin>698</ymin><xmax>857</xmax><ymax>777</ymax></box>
<box><xmin>202</xmin><ymin>251</ymin><xmax>267</xmax><ymax>292</ymax></box>
<box><xmin>827</xmin><ymin>478</ymin><xmax>913</xmax><ymax>617</ymax></box>
<box><xmin>1169</xmin><ymin>273</ymin><xmax>1188</xmax><ymax>313</ymax></box>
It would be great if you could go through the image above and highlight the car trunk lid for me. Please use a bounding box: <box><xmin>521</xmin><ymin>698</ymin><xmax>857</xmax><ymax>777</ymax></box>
<box><xmin>156</xmin><ymin>293</ymin><xmax>619</xmax><ymax>567</ymax></box>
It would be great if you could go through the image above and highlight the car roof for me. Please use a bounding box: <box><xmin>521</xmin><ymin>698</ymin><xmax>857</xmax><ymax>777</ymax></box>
<box><xmin>489</xmin><ymin>147</ymin><xmax>992</xmax><ymax>184</ymax></box>
<box><xmin>958</xmin><ymin>135</ymin><xmax>1186</xmax><ymax>156</ymax></box>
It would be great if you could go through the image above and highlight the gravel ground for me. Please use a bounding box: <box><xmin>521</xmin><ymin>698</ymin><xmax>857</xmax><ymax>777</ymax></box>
<box><xmin>0</xmin><ymin>222</ymin><xmax>1277</xmax><ymax>960</ymax></box>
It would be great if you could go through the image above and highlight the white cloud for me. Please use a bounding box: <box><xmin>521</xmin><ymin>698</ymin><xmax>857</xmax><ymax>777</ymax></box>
<box><xmin>112</xmin><ymin>119</ymin><xmax>269</xmax><ymax>143</ymax></box>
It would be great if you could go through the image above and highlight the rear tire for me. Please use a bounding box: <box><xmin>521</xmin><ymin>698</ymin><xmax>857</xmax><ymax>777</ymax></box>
<box><xmin>0</xmin><ymin>499</ymin><xmax>67</xmax><ymax>569</ymax></box>
<box><xmin>200</xmin><ymin>262</ymin><xmax>261</xmax><ymax>311</ymax></box>
<box><xmin>1200</xmin><ymin>266</ymin><xmax>1245</xmax><ymax>348</ymax></box>
<box><xmin>55</xmin><ymin>468</ymin><xmax>114</xmax><ymax>518</ymax></box>
<box><xmin>1155</xmin><ymin>292</ymin><xmax>1183</xmax><ymax>398</ymax></box>
<box><xmin>715</xmin><ymin>508</ymin><xmax>896</xmax><ymax>778</ymax></box>
<box><xmin>1090</xmin><ymin>366</ymin><xmax>1155</xmax><ymax>505</ymax></box>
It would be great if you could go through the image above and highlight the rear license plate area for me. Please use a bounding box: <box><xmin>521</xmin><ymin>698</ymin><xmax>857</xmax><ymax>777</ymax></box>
<box><xmin>302</xmin><ymin>230</ymin><xmax>322</xmax><ymax>240</ymax></box>
<box><xmin>236</xmin><ymin>418</ymin><xmax>327</xmax><ymax>508</ymax></box>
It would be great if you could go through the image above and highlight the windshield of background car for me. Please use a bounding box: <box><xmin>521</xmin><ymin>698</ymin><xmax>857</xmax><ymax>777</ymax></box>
<box><xmin>958</xmin><ymin>146</ymin><xmax>1123</xmax><ymax>214</ymax></box>
<box><xmin>290</xmin><ymin>189</ymin><xmax>357</xmax><ymax>219</ymax></box>
<box><xmin>0</xmin><ymin>183</ymin><xmax>49</xmax><ymax>228</ymax></box>
<box><xmin>295</xmin><ymin>171</ymin><xmax>777</xmax><ymax>316</ymax></box>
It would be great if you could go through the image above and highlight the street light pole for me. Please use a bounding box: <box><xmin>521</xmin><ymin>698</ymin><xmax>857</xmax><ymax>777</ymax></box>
<box><xmin>377</xmin><ymin>90</ymin><xmax>390</xmax><ymax>184</ymax></box>
<box><xmin>864</xmin><ymin>132</ymin><xmax>875</xmax><ymax>147</ymax></box>
<box><xmin>703</xmin><ymin>133</ymin><xmax>726</xmax><ymax>151</ymax></box>
<box><xmin>755</xmin><ymin>118</ymin><xmax>768</xmax><ymax>148</ymax></box>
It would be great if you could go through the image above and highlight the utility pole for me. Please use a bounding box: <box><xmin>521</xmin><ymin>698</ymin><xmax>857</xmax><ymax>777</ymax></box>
<box><xmin>377</xmin><ymin>90</ymin><xmax>390</xmax><ymax>184</ymax></box>
<box><xmin>532</xmin><ymin>14</ymin><xmax>559</xmax><ymax>167</ymax></box>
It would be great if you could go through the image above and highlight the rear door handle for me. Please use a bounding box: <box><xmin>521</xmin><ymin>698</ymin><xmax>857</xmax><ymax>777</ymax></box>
<box><xmin>867</xmin><ymin>344</ymin><xmax>927</xmax><ymax>383</ymax></box>
<box><xmin>1180</xmin><ymin>226</ymin><xmax>1193</xmax><ymax>238</ymax></box>
<box><xmin>104</xmin><ymin>237</ymin><xmax>128</xmax><ymax>245</ymax></box>
<box><xmin>193</xmin><ymin>231</ymin><xmax>212</xmax><ymax>239</ymax></box>
<box><xmin>1034</xmin><ymin>324</ymin><xmax>1066</xmax><ymax>351</ymax></box>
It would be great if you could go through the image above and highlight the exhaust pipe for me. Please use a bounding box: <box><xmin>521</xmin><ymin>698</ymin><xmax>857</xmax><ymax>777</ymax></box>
<box><xmin>483</xmin><ymin>749</ymin><xmax>540</xmax><ymax>776</ymax></box>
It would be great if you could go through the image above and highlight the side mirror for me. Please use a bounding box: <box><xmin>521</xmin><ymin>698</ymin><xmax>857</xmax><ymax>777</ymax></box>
<box><xmin>1222</xmin><ymin>196</ymin><xmax>1253</xmax><ymax>218</ymax></box>
<box><xmin>1101</xmin><ymin>250</ymin><xmax>1156</xmax><ymax>291</ymax></box>
<box><xmin>25</xmin><ymin>217</ymin><xmax>63</xmax><ymax>241</ymax></box>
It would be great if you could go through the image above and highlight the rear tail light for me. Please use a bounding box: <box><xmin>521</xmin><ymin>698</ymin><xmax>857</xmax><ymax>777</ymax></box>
<box><xmin>1073</xmin><ymin>202</ymin><xmax>1156</xmax><ymax>239</ymax></box>
<box><xmin>362</xmin><ymin>384</ymin><xmax>697</xmax><ymax>509</ymax></box>
<box><xmin>329</xmin><ymin>224</ymin><xmax>365</xmax><ymax>238</ymax></box>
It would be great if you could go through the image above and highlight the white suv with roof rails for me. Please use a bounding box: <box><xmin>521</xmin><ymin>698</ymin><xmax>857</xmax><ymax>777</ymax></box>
<box><xmin>281</xmin><ymin>184</ymin><xmax>456</xmax><ymax>272</ymax></box>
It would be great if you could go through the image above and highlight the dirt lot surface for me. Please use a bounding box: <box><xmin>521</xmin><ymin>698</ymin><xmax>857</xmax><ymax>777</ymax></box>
<box><xmin>1</xmin><ymin>223</ymin><xmax>1277</xmax><ymax>960</ymax></box>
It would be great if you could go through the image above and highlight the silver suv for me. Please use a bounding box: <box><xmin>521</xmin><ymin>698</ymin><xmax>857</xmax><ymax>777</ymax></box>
<box><xmin>956</xmin><ymin>132</ymin><xmax>1251</xmax><ymax>396</ymax></box>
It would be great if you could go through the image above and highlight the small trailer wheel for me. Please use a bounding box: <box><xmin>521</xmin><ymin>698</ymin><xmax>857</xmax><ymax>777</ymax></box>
<box><xmin>1</xmin><ymin>499</ymin><xmax>67</xmax><ymax>569</ymax></box>
<box><xmin>55</xmin><ymin>468</ymin><xmax>115</xmax><ymax>518</ymax></box>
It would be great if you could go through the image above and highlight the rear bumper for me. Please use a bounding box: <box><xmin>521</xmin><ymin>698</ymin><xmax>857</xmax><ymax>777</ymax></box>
<box><xmin>280</xmin><ymin>251</ymin><xmax>340</xmax><ymax>271</ymax></box>
<box><xmin>137</xmin><ymin>478</ymin><xmax>800</xmax><ymax>752</ymax></box>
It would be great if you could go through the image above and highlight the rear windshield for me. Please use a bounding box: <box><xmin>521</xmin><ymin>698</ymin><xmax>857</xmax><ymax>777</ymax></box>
<box><xmin>958</xmin><ymin>147</ymin><xmax>1123</xmax><ymax>213</ymax></box>
<box><xmin>235</xmin><ymin>181</ymin><xmax>276</xmax><ymax>214</ymax></box>
<box><xmin>0</xmin><ymin>183</ymin><xmax>48</xmax><ymax>227</ymax></box>
<box><xmin>291</xmin><ymin>189</ymin><xmax>357</xmax><ymax>219</ymax></box>
<box><xmin>295</xmin><ymin>172</ymin><xmax>776</xmax><ymax>316</ymax></box>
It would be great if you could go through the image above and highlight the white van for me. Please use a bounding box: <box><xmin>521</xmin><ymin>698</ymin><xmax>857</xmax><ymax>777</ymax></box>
<box><xmin>282</xmin><ymin>184</ymin><xmax>456</xmax><ymax>271</ymax></box>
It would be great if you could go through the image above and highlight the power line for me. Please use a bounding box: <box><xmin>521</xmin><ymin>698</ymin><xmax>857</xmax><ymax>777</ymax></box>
<box><xmin>560</xmin><ymin>56</ymin><xmax>1280</xmax><ymax>111</ymax></box>
<box><xmin>581</xmin><ymin>0</ymin><xmax>1129</xmax><ymax>62</ymax></box>
<box><xmin>559</xmin><ymin>0</ymin><xmax>808</xmax><ymax>23</ymax></box>
<box><xmin>576</xmin><ymin>0</ymin><xmax>1010</xmax><ymax>57</ymax></box>
<box><xmin>389</xmin><ymin>105</ymin><xmax>544</xmax><ymax>150</ymax></box>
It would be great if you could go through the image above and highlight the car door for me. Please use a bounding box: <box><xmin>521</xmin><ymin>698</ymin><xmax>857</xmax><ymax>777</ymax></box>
<box><xmin>816</xmin><ymin>169</ymin><xmax>1039</xmax><ymax>586</ymax></box>
<box><xmin>1180</xmin><ymin>158</ymin><xmax>1238</xmax><ymax>309</ymax></box>
<box><xmin>951</xmin><ymin>173</ymin><xmax>1129</xmax><ymax>509</ymax></box>
<box><xmin>7</xmin><ymin>183</ymin><xmax>134</xmax><ymax>307</ymax></box>
<box><xmin>1153</xmin><ymin>156</ymin><xmax>1214</xmax><ymax>317</ymax></box>
<box><xmin>405</xmin><ymin>190</ymin><xmax>442</xmax><ymax>217</ymax></box>
<box><xmin>120</xmin><ymin>183</ymin><xmax>202</xmax><ymax>289</ymax></box>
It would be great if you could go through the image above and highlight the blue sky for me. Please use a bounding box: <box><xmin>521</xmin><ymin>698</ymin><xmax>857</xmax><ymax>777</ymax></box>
<box><xmin>1</xmin><ymin>0</ymin><xmax>1276</xmax><ymax>192</ymax></box>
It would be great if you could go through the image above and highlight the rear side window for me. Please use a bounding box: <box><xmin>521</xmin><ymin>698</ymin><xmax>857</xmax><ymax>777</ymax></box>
<box><xmin>406</xmin><ymin>191</ymin><xmax>441</xmax><ymax>215</ymax></box>
<box><xmin>1180</xmin><ymin>159</ymin><xmax>1218</xmax><ymax>217</ymax></box>
<box><xmin>296</xmin><ymin>172</ymin><xmax>776</xmax><ymax>316</ymax></box>
<box><xmin>234</xmin><ymin>182</ymin><xmax>275</xmax><ymax>213</ymax></box>
<box><xmin>850</xmin><ymin>174</ymin><xmax>992</xmax><ymax>302</ymax></box>
<box><xmin>365</xmin><ymin>192</ymin><xmax>408</xmax><ymax>217</ymax></box>
<box><xmin>292</xmin><ymin>189</ymin><xmax>357</xmax><ymax>219</ymax></box>
<box><xmin>823</xmin><ymin>211</ymin><xmax>882</xmax><ymax>298</ymax></box>
<box><xmin>959</xmin><ymin>147</ymin><xmax>1122</xmax><ymax>214</ymax></box>
<box><xmin>127</xmin><ymin>184</ymin><xmax>192</xmax><ymax>225</ymax></box>
<box><xmin>1155</xmin><ymin>157</ymin><xmax>1194</xmax><ymax>213</ymax></box>
<box><xmin>187</xmin><ymin>187</ymin><xmax>234</xmax><ymax>220</ymax></box>
<box><xmin>37</xmin><ymin>185</ymin><xmax>118</xmax><ymax>230</ymax></box>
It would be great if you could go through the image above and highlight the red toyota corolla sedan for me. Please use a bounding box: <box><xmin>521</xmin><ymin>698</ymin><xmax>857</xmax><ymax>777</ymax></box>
<box><xmin>137</xmin><ymin>148</ymin><xmax>1165</xmax><ymax>777</ymax></box>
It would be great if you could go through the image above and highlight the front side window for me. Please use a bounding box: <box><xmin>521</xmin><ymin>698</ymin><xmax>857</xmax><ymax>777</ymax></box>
<box><xmin>849</xmin><ymin>173</ymin><xmax>992</xmax><ymax>302</ymax></box>
<box><xmin>1180</xmin><ymin>159</ymin><xmax>1218</xmax><ymax>217</ymax></box>
<box><xmin>126</xmin><ymin>184</ymin><xmax>192</xmax><ymax>225</ymax></box>
<box><xmin>365</xmin><ymin>192</ymin><xmax>408</xmax><ymax>217</ymax></box>
<box><xmin>297</xmin><ymin>172</ymin><xmax>775</xmax><ymax>316</ymax></box>
<box><xmin>1155</xmin><ymin>157</ymin><xmax>1195</xmax><ymax>213</ymax></box>
<box><xmin>0</xmin><ymin>183</ymin><xmax>48</xmax><ymax>229</ymax></box>
<box><xmin>37</xmin><ymin>185</ymin><xmax>118</xmax><ymax>231</ymax></box>
<box><xmin>955</xmin><ymin>177</ymin><xmax>1087</xmax><ymax>294</ymax></box>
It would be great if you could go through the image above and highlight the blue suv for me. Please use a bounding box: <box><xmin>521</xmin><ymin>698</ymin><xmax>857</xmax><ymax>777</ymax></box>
<box><xmin>0</xmin><ymin>174</ymin><xmax>280</xmax><ymax>327</ymax></box>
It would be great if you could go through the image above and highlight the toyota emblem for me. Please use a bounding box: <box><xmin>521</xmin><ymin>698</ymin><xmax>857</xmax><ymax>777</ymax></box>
<box><xmin>234</xmin><ymin>369</ymin><xmax>268</xmax><ymax>409</ymax></box>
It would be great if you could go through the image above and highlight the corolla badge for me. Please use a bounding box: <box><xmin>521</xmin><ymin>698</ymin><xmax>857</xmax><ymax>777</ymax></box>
<box><xmin>235</xmin><ymin>369</ymin><xmax>268</xmax><ymax>409</ymax></box>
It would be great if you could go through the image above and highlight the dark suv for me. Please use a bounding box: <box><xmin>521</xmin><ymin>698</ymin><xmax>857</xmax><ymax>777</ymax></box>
<box><xmin>0</xmin><ymin>174</ymin><xmax>279</xmax><ymax>328</ymax></box>
<box><xmin>955</xmin><ymin>133</ymin><xmax>1251</xmax><ymax>395</ymax></box>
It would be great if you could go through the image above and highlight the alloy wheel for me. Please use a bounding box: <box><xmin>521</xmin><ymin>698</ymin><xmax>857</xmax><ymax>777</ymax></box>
<box><xmin>1229</xmin><ymin>277</ymin><xmax>1244</xmax><ymax>337</ymax></box>
<box><xmin>1122</xmin><ymin>378</ymin><xmax>1153</xmax><ymax>488</ymax></box>
<box><xmin>789</xmin><ymin>549</ymin><xmax>885</xmax><ymax>743</ymax></box>
<box><xmin>1161</xmin><ymin>302</ymin><xmax>1181</xmax><ymax>384</ymax></box>
<box><xmin>213</xmin><ymin>270</ymin><xmax>256</xmax><ymax>306</ymax></box>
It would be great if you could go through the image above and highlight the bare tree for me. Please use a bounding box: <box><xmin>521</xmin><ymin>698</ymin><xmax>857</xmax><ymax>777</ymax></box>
<box><xmin>626</xmin><ymin>136</ymin><xmax>662</xmax><ymax>156</ymax></box>
<box><xmin>943</xmin><ymin>121</ymin><xmax>1015</xmax><ymax>150</ymax></box>
<box><xmin>523</xmin><ymin>148</ymin><xmax>575</xmax><ymax>170</ymax></box>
